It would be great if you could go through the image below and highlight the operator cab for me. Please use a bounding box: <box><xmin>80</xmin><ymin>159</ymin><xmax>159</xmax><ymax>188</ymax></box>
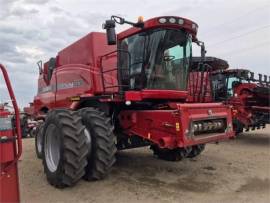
<box><xmin>119</xmin><ymin>28</ymin><xmax>191</xmax><ymax>91</ymax></box>
<box><xmin>103</xmin><ymin>16</ymin><xmax>203</xmax><ymax>101</ymax></box>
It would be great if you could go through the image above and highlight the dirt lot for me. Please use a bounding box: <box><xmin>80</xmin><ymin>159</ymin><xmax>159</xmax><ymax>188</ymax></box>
<box><xmin>19</xmin><ymin>127</ymin><xmax>270</xmax><ymax>203</ymax></box>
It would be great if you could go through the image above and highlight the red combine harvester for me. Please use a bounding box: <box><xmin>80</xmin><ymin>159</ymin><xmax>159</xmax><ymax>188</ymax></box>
<box><xmin>211</xmin><ymin>68</ymin><xmax>270</xmax><ymax>133</ymax></box>
<box><xmin>189</xmin><ymin>57</ymin><xmax>270</xmax><ymax>134</ymax></box>
<box><xmin>21</xmin><ymin>103</ymin><xmax>36</xmax><ymax>138</ymax></box>
<box><xmin>32</xmin><ymin>16</ymin><xmax>234</xmax><ymax>188</ymax></box>
<box><xmin>0</xmin><ymin>64</ymin><xmax>22</xmax><ymax>203</ymax></box>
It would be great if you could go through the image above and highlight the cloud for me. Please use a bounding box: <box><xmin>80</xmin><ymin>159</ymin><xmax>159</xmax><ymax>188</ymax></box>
<box><xmin>23</xmin><ymin>0</ymin><xmax>50</xmax><ymax>5</ymax></box>
<box><xmin>10</xmin><ymin>7</ymin><xmax>39</xmax><ymax>17</ymax></box>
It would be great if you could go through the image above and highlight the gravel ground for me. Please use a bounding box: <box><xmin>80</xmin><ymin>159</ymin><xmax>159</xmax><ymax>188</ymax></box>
<box><xmin>19</xmin><ymin>127</ymin><xmax>270</xmax><ymax>203</ymax></box>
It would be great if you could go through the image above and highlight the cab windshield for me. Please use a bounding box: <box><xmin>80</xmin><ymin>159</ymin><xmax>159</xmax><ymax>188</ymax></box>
<box><xmin>227</xmin><ymin>76</ymin><xmax>248</xmax><ymax>97</ymax></box>
<box><xmin>119</xmin><ymin>28</ymin><xmax>192</xmax><ymax>90</ymax></box>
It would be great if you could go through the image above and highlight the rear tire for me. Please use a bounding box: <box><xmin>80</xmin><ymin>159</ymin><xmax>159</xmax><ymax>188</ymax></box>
<box><xmin>80</xmin><ymin>108</ymin><xmax>116</xmax><ymax>181</ymax></box>
<box><xmin>21</xmin><ymin>116</ymin><xmax>28</xmax><ymax>138</ymax></box>
<box><xmin>42</xmin><ymin>109</ymin><xmax>88</xmax><ymax>188</ymax></box>
<box><xmin>150</xmin><ymin>145</ymin><xmax>190</xmax><ymax>161</ymax></box>
<box><xmin>35</xmin><ymin>123</ymin><xmax>44</xmax><ymax>159</ymax></box>
<box><xmin>29</xmin><ymin>128</ymin><xmax>35</xmax><ymax>138</ymax></box>
<box><xmin>186</xmin><ymin>144</ymin><xmax>205</xmax><ymax>158</ymax></box>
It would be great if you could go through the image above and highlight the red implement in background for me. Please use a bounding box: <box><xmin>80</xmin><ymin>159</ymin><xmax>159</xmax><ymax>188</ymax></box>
<box><xmin>0</xmin><ymin>64</ymin><xmax>22</xmax><ymax>203</ymax></box>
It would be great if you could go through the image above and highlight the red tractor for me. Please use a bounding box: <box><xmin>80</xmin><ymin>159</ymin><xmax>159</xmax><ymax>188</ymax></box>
<box><xmin>0</xmin><ymin>64</ymin><xmax>22</xmax><ymax>203</ymax></box>
<box><xmin>32</xmin><ymin>16</ymin><xmax>234</xmax><ymax>188</ymax></box>
<box><xmin>189</xmin><ymin>57</ymin><xmax>270</xmax><ymax>134</ymax></box>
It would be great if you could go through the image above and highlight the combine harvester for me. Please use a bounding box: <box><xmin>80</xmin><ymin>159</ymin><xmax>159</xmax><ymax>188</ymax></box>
<box><xmin>21</xmin><ymin>103</ymin><xmax>36</xmax><ymax>138</ymax></box>
<box><xmin>31</xmin><ymin>16</ymin><xmax>234</xmax><ymax>188</ymax></box>
<box><xmin>0</xmin><ymin>64</ymin><xmax>22</xmax><ymax>202</ymax></box>
<box><xmin>189</xmin><ymin>57</ymin><xmax>270</xmax><ymax>134</ymax></box>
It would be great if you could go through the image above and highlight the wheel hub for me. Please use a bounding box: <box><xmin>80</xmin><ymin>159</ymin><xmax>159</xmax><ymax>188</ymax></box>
<box><xmin>45</xmin><ymin>124</ymin><xmax>60</xmax><ymax>172</ymax></box>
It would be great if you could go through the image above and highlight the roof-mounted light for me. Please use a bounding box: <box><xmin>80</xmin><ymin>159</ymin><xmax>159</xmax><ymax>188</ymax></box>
<box><xmin>158</xmin><ymin>17</ymin><xmax>186</xmax><ymax>26</ymax></box>
<box><xmin>178</xmin><ymin>18</ymin><xmax>184</xmax><ymax>25</ymax></box>
<box><xmin>157</xmin><ymin>17</ymin><xmax>198</xmax><ymax>34</ymax></box>
<box><xmin>192</xmin><ymin>23</ymin><xmax>197</xmax><ymax>30</ymax></box>
<box><xmin>158</xmin><ymin>18</ymin><xmax>167</xmax><ymax>24</ymax></box>
<box><xmin>169</xmin><ymin>17</ymin><xmax>176</xmax><ymax>23</ymax></box>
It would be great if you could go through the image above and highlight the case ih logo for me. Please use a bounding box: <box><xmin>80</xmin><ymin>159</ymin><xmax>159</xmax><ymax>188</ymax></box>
<box><xmin>38</xmin><ymin>80</ymin><xmax>84</xmax><ymax>93</ymax></box>
<box><xmin>57</xmin><ymin>80</ymin><xmax>83</xmax><ymax>90</ymax></box>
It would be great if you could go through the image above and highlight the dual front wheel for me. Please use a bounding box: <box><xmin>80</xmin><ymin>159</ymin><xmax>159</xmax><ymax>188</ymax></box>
<box><xmin>35</xmin><ymin>108</ymin><xmax>116</xmax><ymax>188</ymax></box>
<box><xmin>35</xmin><ymin>108</ymin><xmax>205</xmax><ymax>187</ymax></box>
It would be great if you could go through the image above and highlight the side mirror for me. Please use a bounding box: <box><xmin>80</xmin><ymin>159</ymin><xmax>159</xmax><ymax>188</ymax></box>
<box><xmin>103</xmin><ymin>20</ymin><xmax>116</xmax><ymax>45</ymax></box>
<box><xmin>196</xmin><ymin>41</ymin><xmax>207</xmax><ymax>62</ymax></box>
<box><xmin>201</xmin><ymin>42</ymin><xmax>206</xmax><ymax>60</ymax></box>
<box><xmin>37</xmin><ymin>60</ymin><xmax>43</xmax><ymax>74</ymax></box>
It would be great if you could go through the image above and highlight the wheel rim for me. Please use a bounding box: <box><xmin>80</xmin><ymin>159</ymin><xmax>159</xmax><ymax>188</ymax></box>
<box><xmin>84</xmin><ymin>128</ymin><xmax>91</xmax><ymax>154</ymax></box>
<box><xmin>45</xmin><ymin>124</ymin><xmax>60</xmax><ymax>172</ymax></box>
<box><xmin>36</xmin><ymin>128</ymin><xmax>42</xmax><ymax>154</ymax></box>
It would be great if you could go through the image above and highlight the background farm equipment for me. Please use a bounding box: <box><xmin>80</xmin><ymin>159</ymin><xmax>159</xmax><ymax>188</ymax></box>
<box><xmin>31</xmin><ymin>16</ymin><xmax>234</xmax><ymax>188</ymax></box>
<box><xmin>188</xmin><ymin>56</ymin><xmax>270</xmax><ymax>134</ymax></box>
<box><xmin>0</xmin><ymin>64</ymin><xmax>22</xmax><ymax>203</ymax></box>
<box><xmin>211</xmin><ymin>68</ymin><xmax>270</xmax><ymax>133</ymax></box>
<box><xmin>21</xmin><ymin>103</ymin><xmax>37</xmax><ymax>138</ymax></box>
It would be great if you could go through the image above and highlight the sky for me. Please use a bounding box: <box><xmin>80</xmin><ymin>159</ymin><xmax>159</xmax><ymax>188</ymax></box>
<box><xmin>0</xmin><ymin>0</ymin><xmax>270</xmax><ymax>108</ymax></box>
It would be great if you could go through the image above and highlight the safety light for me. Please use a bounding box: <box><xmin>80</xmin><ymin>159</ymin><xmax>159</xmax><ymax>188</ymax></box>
<box><xmin>138</xmin><ymin>16</ymin><xmax>144</xmax><ymax>23</ymax></box>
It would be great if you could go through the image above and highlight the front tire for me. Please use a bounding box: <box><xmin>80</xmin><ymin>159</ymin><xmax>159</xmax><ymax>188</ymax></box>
<box><xmin>42</xmin><ymin>109</ymin><xmax>88</xmax><ymax>188</ymax></box>
<box><xmin>80</xmin><ymin>108</ymin><xmax>116</xmax><ymax>181</ymax></box>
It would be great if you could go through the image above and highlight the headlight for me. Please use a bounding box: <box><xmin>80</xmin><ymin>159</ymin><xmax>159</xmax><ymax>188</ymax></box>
<box><xmin>191</xmin><ymin>119</ymin><xmax>226</xmax><ymax>135</ymax></box>
<box><xmin>192</xmin><ymin>23</ymin><xmax>197</xmax><ymax>30</ymax></box>
<box><xmin>158</xmin><ymin>18</ymin><xmax>167</xmax><ymax>24</ymax></box>
<box><xmin>193</xmin><ymin>124</ymin><xmax>198</xmax><ymax>131</ymax></box>
<box><xmin>178</xmin><ymin>18</ymin><xmax>184</xmax><ymax>25</ymax></box>
<box><xmin>158</xmin><ymin>17</ymin><xmax>186</xmax><ymax>25</ymax></box>
<box><xmin>169</xmin><ymin>17</ymin><xmax>176</xmax><ymax>23</ymax></box>
<box><xmin>198</xmin><ymin>123</ymin><xmax>203</xmax><ymax>131</ymax></box>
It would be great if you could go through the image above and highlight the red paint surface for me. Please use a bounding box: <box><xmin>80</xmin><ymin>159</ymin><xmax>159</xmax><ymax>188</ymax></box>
<box><xmin>0</xmin><ymin>64</ymin><xmax>22</xmax><ymax>203</ymax></box>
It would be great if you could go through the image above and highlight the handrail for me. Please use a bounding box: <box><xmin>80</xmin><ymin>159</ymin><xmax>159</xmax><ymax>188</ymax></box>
<box><xmin>100</xmin><ymin>49</ymin><xmax>131</xmax><ymax>93</ymax></box>
<box><xmin>0</xmin><ymin>64</ymin><xmax>22</xmax><ymax>172</ymax></box>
